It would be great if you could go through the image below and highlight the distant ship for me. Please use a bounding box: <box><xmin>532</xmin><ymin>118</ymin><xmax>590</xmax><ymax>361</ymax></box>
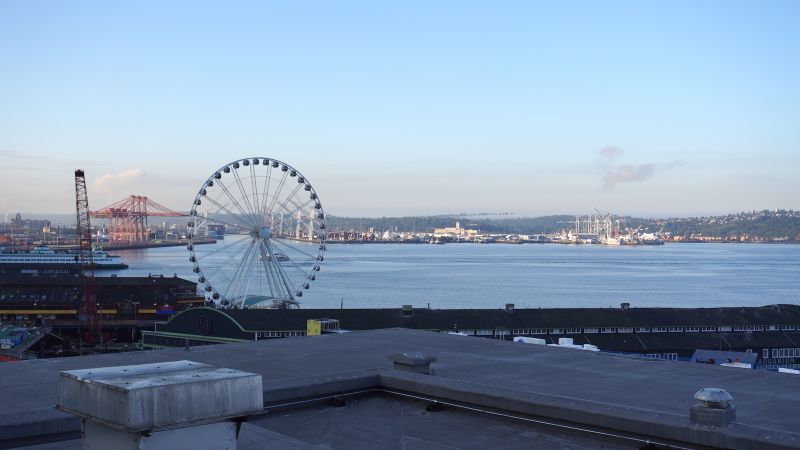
<box><xmin>0</xmin><ymin>246</ymin><xmax>128</xmax><ymax>270</ymax></box>
<box><xmin>258</xmin><ymin>252</ymin><xmax>290</xmax><ymax>262</ymax></box>
<box><xmin>496</xmin><ymin>235</ymin><xmax>523</xmax><ymax>244</ymax></box>
<box><xmin>639</xmin><ymin>233</ymin><xmax>665</xmax><ymax>245</ymax></box>
<box><xmin>207</xmin><ymin>224</ymin><xmax>225</xmax><ymax>240</ymax></box>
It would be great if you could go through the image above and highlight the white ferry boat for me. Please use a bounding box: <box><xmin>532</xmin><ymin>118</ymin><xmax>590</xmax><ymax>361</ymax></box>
<box><xmin>0</xmin><ymin>246</ymin><xmax>128</xmax><ymax>270</ymax></box>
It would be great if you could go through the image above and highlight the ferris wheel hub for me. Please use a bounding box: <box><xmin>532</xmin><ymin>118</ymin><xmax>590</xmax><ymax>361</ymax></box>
<box><xmin>258</xmin><ymin>226</ymin><xmax>272</xmax><ymax>239</ymax></box>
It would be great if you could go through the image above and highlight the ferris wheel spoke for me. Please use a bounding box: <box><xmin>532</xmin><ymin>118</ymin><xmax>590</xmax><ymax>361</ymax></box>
<box><xmin>259</xmin><ymin>165</ymin><xmax>272</xmax><ymax>222</ymax></box>
<box><xmin>212</xmin><ymin>240</ymin><xmax>251</xmax><ymax>288</ymax></box>
<box><xmin>199</xmin><ymin>212</ymin><xmax>249</xmax><ymax>233</ymax></box>
<box><xmin>266</xmin><ymin>171</ymin><xmax>289</xmax><ymax>219</ymax></box>
<box><xmin>264</xmin><ymin>240</ymin><xmax>297</xmax><ymax>298</ymax></box>
<box><xmin>264</xmin><ymin>240</ymin><xmax>293</xmax><ymax>299</ymax></box>
<box><xmin>205</xmin><ymin>197</ymin><xmax>262</xmax><ymax>231</ymax></box>
<box><xmin>222</xmin><ymin>238</ymin><xmax>258</xmax><ymax>304</ymax></box>
<box><xmin>271</xmin><ymin>205</ymin><xmax>306</xmax><ymax>238</ymax></box>
<box><xmin>259</xmin><ymin>240</ymin><xmax>284</xmax><ymax>298</ymax></box>
<box><xmin>256</xmin><ymin>240</ymin><xmax>279</xmax><ymax>298</ymax></box>
<box><xmin>270</xmin><ymin>236</ymin><xmax>319</xmax><ymax>259</ymax></box>
<box><xmin>221</xmin><ymin>239</ymin><xmax>254</xmax><ymax>297</ymax></box>
<box><xmin>253</xmin><ymin>239</ymin><xmax>263</xmax><ymax>301</ymax></box>
<box><xmin>204</xmin><ymin>186</ymin><xmax>256</xmax><ymax>229</ymax></box>
<box><xmin>269</xmin><ymin>243</ymin><xmax>312</xmax><ymax>278</ymax></box>
<box><xmin>203</xmin><ymin>216</ymin><xmax>247</xmax><ymax>232</ymax></box>
<box><xmin>239</xmin><ymin>241</ymin><xmax>262</xmax><ymax>303</ymax></box>
<box><xmin>216</xmin><ymin>178</ymin><xmax>258</xmax><ymax>227</ymax></box>
<box><xmin>274</xmin><ymin>183</ymin><xmax>304</xmax><ymax>218</ymax></box>
<box><xmin>231</xmin><ymin>167</ymin><xmax>258</xmax><ymax>219</ymax></box>
<box><xmin>269</xmin><ymin>239</ymin><xmax>320</xmax><ymax>281</ymax></box>
<box><xmin>278</xmin><ymin>198</ymin><xmax>314</xmax><ymax>220</ymax></box>
<box><xmin>236</xmin><ymin>243</ymin><xmax>260</xmax><ymax>305</ymax></box>
<box><xmin>199</xmin><ymin>239</ymin><xmax>252</xmax><ymax>283</ymax></box>
<box><xmin>214</xmin><ymin>178</ymin><xmax>252</xmax><ymax>221</ymax></box>
<box><xmin>195</xmin><ymin>236</ymin><xmax>251</xmax><ymax>261</ymax></box>
<box><xmin>249</xmin><ymin>164</ymin><xmax>261</xmax><ymax>222</ymax></box>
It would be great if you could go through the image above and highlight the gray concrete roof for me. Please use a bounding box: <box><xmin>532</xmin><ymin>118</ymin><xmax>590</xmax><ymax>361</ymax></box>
<box><xmin>14</xmin><ymin>396</ymin><xmax>626</xmax><ymax>450</ymax></box>
<box><xmin>253</xmin><ymin>394</ymin><xmax>632</xmax><ymax>450</ymax></box>
<box><xmin>11</xmin><ymin>423</ymin><xmax>330</xmax><ymax>450</ymax></box>
<box><xmin>1</xmin><ymin>328</ymin><xmax>799</xmax><ymax>449</ymax></box>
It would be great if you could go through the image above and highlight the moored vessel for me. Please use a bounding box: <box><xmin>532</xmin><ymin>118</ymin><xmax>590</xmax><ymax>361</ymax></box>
<box><xmin>0</xmin><ymin>246</ymin><xmax>128</xmax><ymax>271</ymax></box>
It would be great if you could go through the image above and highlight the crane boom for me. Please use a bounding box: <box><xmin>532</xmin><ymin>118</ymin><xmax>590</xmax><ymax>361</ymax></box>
<box><xmin>75</xmin><ymin>169</ymin><xmax>100</xmax><ymax>346</ymax></box>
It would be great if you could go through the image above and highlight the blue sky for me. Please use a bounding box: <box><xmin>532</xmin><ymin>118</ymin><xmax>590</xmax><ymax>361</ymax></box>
<box><xmin>1</xmin><ymin>1</ymin><xmax>798</xmax><ymax>217</ymax></box>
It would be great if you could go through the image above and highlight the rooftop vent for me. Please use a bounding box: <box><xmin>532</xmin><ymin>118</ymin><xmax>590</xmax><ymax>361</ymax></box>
<box><xmin>690</xmin><ymin>388</ymin><xmax>736</xmax><ymax>427</ymax></box>
<box><xmin>621</xmin><ymin>302</ymin><xmax>630</xmax><ymax>310</ymax></box>
<box><xmin>505</xmin><ymin>303</ymin><xmax>515</xmax><ymax>311</ymax></box>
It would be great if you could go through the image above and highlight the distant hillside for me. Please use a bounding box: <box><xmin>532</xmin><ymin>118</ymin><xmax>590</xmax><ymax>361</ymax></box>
<box><xmin>7</xmin><ymin>209</ymin><xmax>800</xmax><ymax>240</ymax></box>
<box><xmin>328</xmin><ymin>210</ymin><xmax>800</xmax><ymax>240</ymax></box>
<box><xmin>328</xmin><ymin>215</ymin><xmax>581</xmax><ymax>234</ymax></box>
<box><xmin>651</xmin><ymin>210</ymin><xmax>800</xmax><ymax>240</ymax></box>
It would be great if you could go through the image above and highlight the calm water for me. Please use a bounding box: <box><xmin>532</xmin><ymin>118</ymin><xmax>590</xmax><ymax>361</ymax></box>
<box><xmin>102</xmin><ymin>242</ymin><xmax>800</xmax><ymax>309</ymax></box>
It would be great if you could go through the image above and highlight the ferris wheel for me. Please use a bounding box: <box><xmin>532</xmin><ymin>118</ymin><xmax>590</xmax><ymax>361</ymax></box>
<box><xmin>187</xmin><ymin>157</ymin><xmax>326</xmax><ymax>309</ymax></box>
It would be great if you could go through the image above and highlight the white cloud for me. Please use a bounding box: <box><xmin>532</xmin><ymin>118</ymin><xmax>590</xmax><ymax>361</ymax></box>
<box><xmin>599</xmin><ymin>146</ymin><xmax>624</xmax><ymax>161</ymax></box>
<box><xmin>92</xmin><ymin>168</ymin><xmax>146</xmax><ymax>204</ymax></box>
<box><xmin>597</xmin><ymin>146</ymin><xmax>681</xmax><ymax>190</ymax></box>
<box><xmin>603</xmin><ymin>164</ymin><xmax>655</xmax><ymax>189</ymax></box>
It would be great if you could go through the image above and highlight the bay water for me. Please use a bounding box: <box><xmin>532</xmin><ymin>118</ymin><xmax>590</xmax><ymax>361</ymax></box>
<box><xmin>101</xmin><ymin>242</ymin><xmax>800</xmax><ymax>310</ymax></box>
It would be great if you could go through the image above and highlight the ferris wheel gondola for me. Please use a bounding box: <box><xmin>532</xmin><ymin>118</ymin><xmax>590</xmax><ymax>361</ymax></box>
<box><xmin>187</xmin><ymin>157</ymin><xmax>326</xmax><ymax>309</ymax></box>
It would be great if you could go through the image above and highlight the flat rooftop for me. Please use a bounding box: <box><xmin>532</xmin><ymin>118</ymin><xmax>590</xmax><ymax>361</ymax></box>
<box><xmin>13</xmin><ymin>394</ymin><xmax>634</xmax><ymax>450</ymax></box>
<box><xmin>1</xmin><ymin>328</ymin><xmax>799</xmax><ymax>449</ymax></box>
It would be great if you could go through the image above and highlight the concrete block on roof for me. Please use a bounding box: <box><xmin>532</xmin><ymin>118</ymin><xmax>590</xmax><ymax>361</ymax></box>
<box><xmin>390</xmin><ymin>352</ymin><xmax>437</xmax><ymax>374</ymax></box>
<box><xmin>56</xmin><ymin>360</ymin><xmax>262</xmax><ymax>431</ymax></box>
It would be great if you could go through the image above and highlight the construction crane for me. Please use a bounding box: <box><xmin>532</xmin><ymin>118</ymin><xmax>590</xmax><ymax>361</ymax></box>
<box><xmin>75</xmin><ymin>169</ymin><xmax>100</xmax><ymax>347</ymax></box>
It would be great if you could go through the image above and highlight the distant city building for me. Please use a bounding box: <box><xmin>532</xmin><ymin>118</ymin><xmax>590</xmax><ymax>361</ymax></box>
<box><xmin>3</xmin><ymin>213</ymin><xmax>51</xmax><ymax>233</ymax></box>
<box><xmin>433</xmin><ymin>222</ymin><xmax>479</xmax><ymax>240</ymax></box>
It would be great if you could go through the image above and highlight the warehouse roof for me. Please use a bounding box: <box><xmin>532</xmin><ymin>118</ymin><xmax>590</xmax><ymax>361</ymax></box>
<box><xmin>1</xmin><ymin>328</ymin><xmax>799</xmax><ymax>449</ymax></box>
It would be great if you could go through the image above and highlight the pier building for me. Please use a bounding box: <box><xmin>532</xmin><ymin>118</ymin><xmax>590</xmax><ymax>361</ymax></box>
<box><xmin>0</xmin><ymin>275</ymin><xmax>203</xmax><ymax>353</ymax></box>
<box><xmin>142</xmin><ymin>304</ymin><xmax>800</xmax><ymax>371</ymax></box>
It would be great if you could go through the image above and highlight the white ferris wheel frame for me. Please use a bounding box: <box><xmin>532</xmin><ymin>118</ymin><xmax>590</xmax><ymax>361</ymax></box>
<box><xmin>186</xmin><ymin>157</ymin><xmax>327</xmax><ymax>309</ymax></box>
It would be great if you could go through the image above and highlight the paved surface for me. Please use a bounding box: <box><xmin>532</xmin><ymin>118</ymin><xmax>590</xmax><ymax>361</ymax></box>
<box><xmin>11</xmin><ymin>423</ymin><xmax>331</xmax><ymax>450</ymax></box>
<box><xmin>0</xmin><ymin>328</ymin><xmax>799</xmax><ymax>447</ymax></box>
<box><xmin>11</xmin><ymin>396</ymin><xmax>632</xmax><ymax>450</ymax></box>
<box><xmin>253</xmin><ymin>393</ymin><xmax>634</xmax><ymax>450</ymax></box>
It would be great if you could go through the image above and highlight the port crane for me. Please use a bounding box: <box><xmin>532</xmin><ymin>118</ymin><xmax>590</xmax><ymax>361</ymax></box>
<box><xmin>75</xmin><ymin>169</ymin><xmax>100</xmax><ymax>346</ymax></box>
<box><xmin>92</xmin><ymin>195</ymin><xmax>185</xmax><ymax>244</ymax></box>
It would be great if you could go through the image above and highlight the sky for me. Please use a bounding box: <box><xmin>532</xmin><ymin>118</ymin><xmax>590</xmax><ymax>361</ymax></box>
<box><xmin>1</xmin><ymin>1</ymin><xmax>799</xmax><ymax>218</ymax></box>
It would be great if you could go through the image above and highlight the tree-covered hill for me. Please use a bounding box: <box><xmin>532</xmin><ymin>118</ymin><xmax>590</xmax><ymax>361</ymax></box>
<box><xmin>327</xmin><ymin>210</ymin><xmax>800</xmax><ymax>240</ymax></box>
